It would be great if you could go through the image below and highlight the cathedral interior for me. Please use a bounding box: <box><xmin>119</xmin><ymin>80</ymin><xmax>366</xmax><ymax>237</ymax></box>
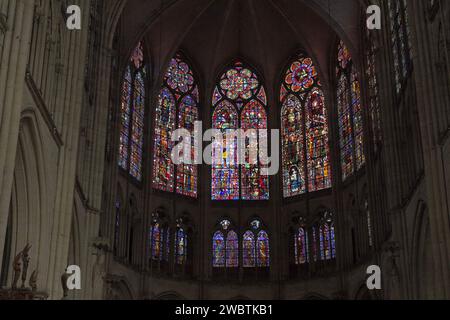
<box><xmin>0</xmin><ymin>0</ymin><xmax>449</xmax><ymax>300</ymax></box>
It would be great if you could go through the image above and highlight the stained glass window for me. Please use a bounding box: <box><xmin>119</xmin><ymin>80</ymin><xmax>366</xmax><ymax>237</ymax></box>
<box><xmin>220</xmin><ymin>219</ymin><xmax>231</xmax><ymax>230</ymax></box>
<box><xmin>148</xmin><ymin>221</ymin><xmax>171</xmax><ymax>263</ymax></box>
<box><xmin>119</xmin><ymin>67</ymin><xmax>132</xmax><ymax>170</ymax></box>
<box><xmin>365</xmin><ymin>33</ymin><xmax>382</xmax><ymax>151</ymax></box>
<box><xmin>336</xmin><ymin>40</ymin><xmax>366</xmax><ymax>180</ymax></box>
<box><xmin>295</xmin><ymin>227</ymin><xmax>309</xmax><ymax>265</ymax></box>
<box><xmin>282</xmin><ymin>96</ymin><xmax>304</xmax><ymax>197</ymax></box>
<box><xmin>152</xmin><ymin>53</ymin><xmax>199</xmax><ymax>198</ymax></box>
<box><xmin>175</xmin><ymin>228</ymin><xmax>187</xmax><ymax>265</ymax></box>
<box><xmin>150</xmin><ymin>223</ymin><xmax>163</xmax><ymax>261</ymax></box>
<box><xmin>305</xmin><ymin>88</ymin><xmax>331</xmax><ymax>191</ymax></box>
<box><xmin>212</xmin><ymin>231</ymin><xmax>225</xmax><ymax>267</ymax></box>
<box><xmin>243</xmin><ymin>231</ymin><xmax>256</xmax><ymax>268</ymax></box>
<box><xmin>213</xmin><ymin>220</ymin><xmax>239</xmax><ymax>268</ymax></box>
<box><xmin>212</xmin><ymin>61</ymin><xmax>269</xmax><ymax>200</ymax></box>
<box><xmin>242</xmin><ymin>220</ymin><xmax>270</xmax><ymax>268</ymax></box>
<box><xmin>176</xmin><ymin>95</ymin><xmax>199</xmax><ymax>197</ymax></box>
<box><xmin>130</xmin><ymin>72</ymin><xmax>145</xmax><ymax>180</ymax></box>
<box><xmin>351</xmin><ymin>70</ymin><xmax>365</xmax><ymax>169</ymax></box>
<box><xmin>153</xmin><ymin>88</ymin><xmax>176</xmax><ymax>192</ymax></box>
<box><xmin>118</xmin><ymin>42</ymin><xmax>146</xmax><ymax>181</ymax></box>
<box><xmin>165</xmin><ymin>227</ymin><xmax>170</xmax><ymax>262</ymax></box>
<box><xmin>226</xmin><ymin>231</ymin><xmax>239</xmax><ymax>267</ymax></box>
<box><xmin>241</xmin><ymin>100</ymin><xmax>269</xmax><ymax>200</ymax></box>
<box><xmin>212</xmin><ymin>101</ymin><xmax>239</xmax><ymax>200</ymax></box>
<box><xmin>388</xmin><ymin>0</ymin><xmax>412</xmax><ymax>94</ymax></box>
<box><xmin>257</xmin><ymin>231</ymin><xmax>270</xmax><ymax>267</ymax></box>
<box><xmin>311</xmin><ymin>226</ymin><xmax>318</xmax><ymax>262</ymax></box>
<box><xmin>281</xmin><ymin>54</ymin><xmax>331</xmax><ymax>198</ymax></box>
<box><xmin>317</xmin><ymin>212</ymin><xmax>336</xmax><ymax>261</ymax></box>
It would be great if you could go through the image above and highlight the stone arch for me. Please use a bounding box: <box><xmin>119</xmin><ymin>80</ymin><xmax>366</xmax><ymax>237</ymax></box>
<box><xmin>8</xmin><ymin>110</ymin><xmax>52</xmax><ymax>291</ymax></box>
<box><xmin>106</xmin><ymin>277</ymin><xmax>135</xmax><ymax>300</ymax></box>
<box><xmin>411</xmin><ymin>200</ymin><xmax>435</xmax><ymax>299</ymax></box>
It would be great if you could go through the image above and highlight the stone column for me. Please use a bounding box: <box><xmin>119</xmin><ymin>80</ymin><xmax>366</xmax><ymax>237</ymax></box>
<box><xmin>43</xmin><ymin>0</ymin><xmax>91</xmax><ymax>299</ymax></box>
<box><xmin>0</xmin><ymin>0</ymin><xmax>36</xmax><ymax>270</ymax></box>
<box><xmin>409</xmin><ymin>0</ymin><xmax>450</xmax><ymax>298</ymax></box>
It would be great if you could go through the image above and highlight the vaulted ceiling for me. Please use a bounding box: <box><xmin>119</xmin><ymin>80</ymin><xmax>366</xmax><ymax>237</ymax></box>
<box><xmin>117</xmin><ymin>0</ymin><xmax>365</xmax><ymax>90</ymax></box>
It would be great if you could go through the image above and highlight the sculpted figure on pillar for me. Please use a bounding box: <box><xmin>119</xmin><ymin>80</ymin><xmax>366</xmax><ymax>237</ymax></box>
<box><xmin>11</xmin><ymin>253</ymin><xmax>22</xmax><ymax>290</ymax></box>
<box><xmin>21</xmin><ymin>244</ymin><xmax>32</xmax><ymax>289</ymax></box>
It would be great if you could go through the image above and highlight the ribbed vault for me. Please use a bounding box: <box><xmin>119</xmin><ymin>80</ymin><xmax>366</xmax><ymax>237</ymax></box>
<box><xmin>115</xmin><ymin>0</ymin><xmax>364</xmax><ymax>87</ymax></box>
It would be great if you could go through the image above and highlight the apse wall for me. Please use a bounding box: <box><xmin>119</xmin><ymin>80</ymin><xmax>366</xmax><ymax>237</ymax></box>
<box><xmin>100</xmin><ymin>0</ymin><xmax>450</xmax><ymax>300</ymax></box>
<box><xmin>100</xmin><ymin>0</ymin><xmax>391</xmax><ymax>300</ymax></box>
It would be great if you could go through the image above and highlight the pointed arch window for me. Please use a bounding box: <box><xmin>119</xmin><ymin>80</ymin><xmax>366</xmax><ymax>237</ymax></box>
<box><xmin>364</xmin><ymin>30</ymin><xmax>382</xmax><ymax>152</ymax></box>
<box><xmin>257</xmin><ymin>230</ymin><xmax>270</xmax><ymax>267</ymax></box>
<box><xmin>175</xmin><ymin>227</ymin><xmax>188</xmax><ymax>265</ymax></box>
<box><xmin>336</xmin><ymin>41</ymin><xmax>365</xmax><ymax>181</ymax></box>
<box><xmin>149</xmin><ymin>222</ymin><xmax>170</xmax><ymax>262</ymax></box>
<box><xmin>317</xmin><ymin>212</ymin><xmax>336</xmax><ymax>261</ymax></box>
<box><xmin>152</xmin><ymin>53</ymin><xmax>199</xmax><ymax>198</ymax></box>
<box><xmin>243</xmin><ymin>231</ymin><xmax>256</xmax><ymax>268</ymax></box>
<box><xmin>149</xmin><ymin>223</ymin><xmax>162</xmax><ymax>261</ymax></box>
<box><xmin>212</xmin><ymin>220</ymin><xmax>239</xmax><ymax>268</ymax></box>
<box><xmin>226</xmin><ymin>231</ymin><xmax>239</xmax><ymax>267</ymax></box>
<box><xmin>118</xmin><ymin>42</ymin><xmax>146</xmax><ymax>181</ymax></box>
<box><xmin>388</xmin><ymin>0</ymin><xmax>412</xmax><ymax>94</ymax></box>
<box><xmin>212</xmin><ymin>231</ymin><xmax>225</xmax><ymax>267</ymax></box>
<box><xmin>280</xmin><ymin>54</ymin><xmax>331</xmax><ymax>198</ymax></box>
<box><xmin>242</xmin><ymin>219</ymin><xmax>270</xmax><ymax>268</ymax></box>
<box><xmin>294</xmin><ymin>227</ymin><xmax>309</xmax><ymax>265</ymax></box>
<box><xmin>211</xmin><ymin>61</ymin><xmax>269</xmax><ymax>201</ymax></box>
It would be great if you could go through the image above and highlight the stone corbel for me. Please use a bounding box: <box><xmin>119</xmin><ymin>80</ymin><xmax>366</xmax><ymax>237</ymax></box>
<box><xmin>0</xmin><ymin>13</ymin><xmax>7</xmax><ymax>34</ymax></box>
<box><xmin>92</xmin><ymin>237</ymin><xmax>110</xmax><ymax>253</ymax></box>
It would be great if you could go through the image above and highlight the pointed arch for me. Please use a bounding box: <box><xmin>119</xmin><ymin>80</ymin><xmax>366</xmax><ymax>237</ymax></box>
<box><xmin>118</xmin><ymin>42</ymin><xmax>147</xmax><ymax>181</ymax></box>
<box><xmin>152</xmin><ymin>52</ymin><xmax>200</xmax><ymax>198</ymax></box>
<box><xmin>280</xmin><ymin>53</ymin><xmax>331</xmax><ymax>197</ymax></box>
<box><xmin>295</xmin><ymin>227</ymin><xmax>309</xmax><ymax>265</ymax></box>
<box><xmin>212</xmin><ymin>231</ymin><xmax>225</xmax><ymax>268</ymax></box>
<box><xmin>336</xmin><ymin>40</ymin><xmax>366</xmax><ymax>180</ymax></box>
<box><xmin>211</xmin><ymin>60</ymin><xmax>269</xmax><ymax>200</ymax></box>
<box><xmin>257</xmin><ymin>230</ymin><xmax>270</xmax><ymax>267</ymax></box>
<box><xmin>243</xmin><ymin>231</ymin><xmax>256</xmax><ymax>268</ymax></box>
<box><xmin>388</xmin><ymin>0</ymin><xmax>412</xmax><ymax>94</ymax></box>
<box><xmin>175</xmin><ymin>227</ymin><xmax>188</xmax><ymax>265</ymax></box>
<box><xmin>226</xmin><ymin>230</ymin><xmax>239</xmax><ymax>267</ymax></box>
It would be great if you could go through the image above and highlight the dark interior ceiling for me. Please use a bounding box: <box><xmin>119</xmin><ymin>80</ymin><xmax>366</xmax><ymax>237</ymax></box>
<box><xmin>118</xmin><ymin>0</ymin><xmax>364</xmax><ymax>91</ymax></box>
